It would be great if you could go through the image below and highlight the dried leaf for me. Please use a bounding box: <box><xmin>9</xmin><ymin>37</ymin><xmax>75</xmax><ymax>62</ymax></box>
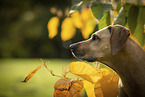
<box><xmin>54</xmin><ymin>78</ymin><xmax>83</xmax><ymax>97</ymax></box>
<box><xmin>23</xmin><ymin>65</ymin><xmax>41</xmax><ymax>82</ymax></box>
<box><xmin>47</xmin><ymin>17</ymin><xmax>59</xmax><ymax>39</ymax></box>
<box><xmin>61</xmin><ymin>17</ymin><xmax>76</xmax><ymax>41</ymax></box>
<box><xmin>54</xmin><ymin>90</ymin><xmax>70</xmax><ymax>97</ymax></box>
<box><xmin>69</xmin><ymin>80</ymin><xmax>83</xmax><ymax>95</ymax></box>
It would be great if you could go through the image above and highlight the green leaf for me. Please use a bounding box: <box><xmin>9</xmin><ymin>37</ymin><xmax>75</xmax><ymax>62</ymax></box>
<box><xmin>72</xmin><ymin>0</ymin><xmax>83</xmax><ymax>6</ymax></box>
<box><xmin>128</xmin><ymin>6</ymin><xmax>145</xmax><ymax>46</ymax></box>
<box><xmin>113</xmin><ymin>7</ymin><xmax>126</xmax><ymax>26</ymax></box>
<box><xmin>116</xmin><ymin>3</ymin><xmax>121</xmax><ymax>12</ymax></box>
<box><xmin>123</xmin><ymin>4</ymin><xmax>132</xmax><ymax>17</ymax></box>
<box><xmin>113</xmin><ymin>4</ymin><xmax>131</xmax><ymax>26</ymax></box>
<box><xmin>122</xmin><ymin>0</ymin><xmax>145</xmax><ymax>6</ymax></box>
<box><xmin>70</xmin><ymin>1</ymin><xmax>83</xmax><ymax>12</ymax></box>
<box><xmin>98</xmin><ymin>11</ymin><xmax>111</xmax><ymax>30</ymax></box>
<box><xmin>91</xmin><ymin>1</ymin><xmax>112</xmax><ymax>20</ymax></box>
<box><xmin>128</xmin><ymin>5</ymin><xmax>139</xmax><ymax>34</ymax></box>
<box><xmin>71</xmin><ymin>0</ymin><xmax>91</xmax><ymax>11</ymax></box>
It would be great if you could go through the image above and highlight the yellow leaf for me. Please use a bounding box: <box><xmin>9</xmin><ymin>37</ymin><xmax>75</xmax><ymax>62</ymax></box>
<box><xmin>71</xmin><ymin>11</ymin><xmax>84</xmax><ymax>29</ymax></box>
<box><xmin>81</xmin><ymin>19</ymin><xmax>97</xmax><ymax>39</ymax></box>
<box><xmin>80</xmin><ymin>8</ymin><xmax>97</xmax><ymax>39</ymax></box>
<box><xmin>23</xmin><ymin>65</ymin><xmax>41</xmax><ymax>82</ymax></box>
<box><xmin>47</xmin><ymin>17</ymin><xmax>59</xmax><ymax>39</ymax></box>
<box><xmin>69</xmin><ymin>61</ymin><xmax>102</xmax><ymax>83</ymax></box>
<box><xmin>61</xmin><ymin>17</ymin><xmax>76</xmax><ymax>41</ymax></box>
<box><xmin>94</xmin><ymin>72</ymin><xmax>119</xmax><ymax>97</ymax></box>
<box><xmin>96</xmin><ymin>68</ymin><xmax>110</xmax><ymax>76</ymax></box>
<box><xmin>81</xmin><ymin>9</ymin><xmax>90</xmax><ymax>22</ymax></box>
<box><xmin>69</xmin><ymin>61</ymin><xmax>119</xmax><ymax>97</ymax></box>
<box><xmin>83</xmin><ymin>80</ymin><xmax>95</xmax><ymax>97</ymax></box>
<box><xmin>81</xmin><ymin>8</ymin><xmax>93</xmax><ymax>22</ymax></box>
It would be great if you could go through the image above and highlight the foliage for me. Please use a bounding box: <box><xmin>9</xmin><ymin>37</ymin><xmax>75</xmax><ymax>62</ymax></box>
<box><xmin>48</xmin><ymin>8</ymin><xmax>97</xmax><ymax>41</ymax></box>
<box><xmin>23</xmin><ymin>60</ymin><xmax>119</xmax><ymax>97</ymax></box>
<box><xmin>48</xmin><ymin>0</ymin><xmax>145</xmax><ymax>47</ymax></box>
<box><xmin>23</xmin><ymin>65</ymin><xmax>41</xmax><ymax>82</ymax></box>
<box><xmin>54</xmin><ymin>78</ymin><xmax>83</xmax><ymax>97</ymax></box>
<box><xmin>91</xmin><ymin>2</ymin><xmax>112</xmax><ymax>20</ymax></box>
<box><xmin>46</xmin><ymin>0</ymin><xmax>145</xmax><ymax>97</ymax></box>
<box><xmin>69</xmin><ymin>61</ymin><xmax>119</xmax><ymax>97</ymax></box>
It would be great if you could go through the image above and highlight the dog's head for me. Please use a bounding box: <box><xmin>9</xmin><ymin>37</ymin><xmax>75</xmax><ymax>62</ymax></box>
<box><xmin>70</xmin><ymin>25</ymin><xmax>130</xmax><ymax>62</ymax></box>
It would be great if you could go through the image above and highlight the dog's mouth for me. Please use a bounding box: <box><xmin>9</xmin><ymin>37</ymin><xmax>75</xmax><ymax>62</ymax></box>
<box><xmin>70</xmin><ymin>43</ymin><xmax>97</xmax><ymax>62</ymax></box>
<box><xmin>81</xmin><ymin>57</ymin><xmax>97</xmax><ymax>62</ymax></box>
<box><xmin>71</xmin><ymin>51</ymin><xmax>97</xmax><ymax>62</ymax></box>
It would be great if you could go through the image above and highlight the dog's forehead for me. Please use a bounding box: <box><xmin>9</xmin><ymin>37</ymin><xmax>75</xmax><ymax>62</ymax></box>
<box><xmin>93</xmin><ymin>26</ymin><xmax>110</xmax><ymax>36</ymax></box>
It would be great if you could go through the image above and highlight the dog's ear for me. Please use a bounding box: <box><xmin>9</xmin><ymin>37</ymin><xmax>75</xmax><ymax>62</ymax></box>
<box><xmin>109</xmin><ymin>25</ymin><xmax>130</xmax><ymax>55</ymax></box>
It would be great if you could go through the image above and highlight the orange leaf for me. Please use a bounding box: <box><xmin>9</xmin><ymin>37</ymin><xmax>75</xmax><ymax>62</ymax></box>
<box><xmin>23</xmin><ymin>65</ymin><xmax>41</xmax><ymax>82</ymax></box>
<box><xmin>54</xmin><ymin>78</ymin><xmax>83</xmax><ymax>97</ymax></box>
<box><xmin>94</xmin><ymin>72</ymin><xmax>119</xmax><ymax>97</ymax></box>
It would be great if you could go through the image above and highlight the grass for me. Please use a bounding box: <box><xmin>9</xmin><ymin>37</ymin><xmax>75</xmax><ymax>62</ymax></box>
<box><xmin>0</xmin><ymin>58</ymin><xmax>76</xmax><ymax>97</ymax></box>
<box><xmin>0</xmin><ymin>58</ymin><xmax>111</xmax><ymax>97</ymax></box>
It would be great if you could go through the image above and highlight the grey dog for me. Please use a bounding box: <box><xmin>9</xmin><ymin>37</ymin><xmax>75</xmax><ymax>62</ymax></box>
<box><xmin>70</xmin><ymin>25</ymin><xmax>145</xmax><ymax>97</ymax></box>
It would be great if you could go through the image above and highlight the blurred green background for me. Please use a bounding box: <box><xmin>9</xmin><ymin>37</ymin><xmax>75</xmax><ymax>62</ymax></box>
<box><xmin>0</xmin><ymin>0</ymin><xmax>82</xmax><ymax>97</ymax></box>
<box><xmin>0</xmin><ymin>59</ymin><xmax>77</xmax><ymax>97</ymax></box>
<box><xmin>0</xmin><ymin>0</ymin><xmax>83</xmax><ymax>58</ymax></box>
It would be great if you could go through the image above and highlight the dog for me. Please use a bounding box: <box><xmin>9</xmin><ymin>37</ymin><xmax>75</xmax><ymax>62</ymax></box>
<box><xmin>70</xmin><ymin>25</ymin><xmax>145</xmax><ymax>97</ymax></box>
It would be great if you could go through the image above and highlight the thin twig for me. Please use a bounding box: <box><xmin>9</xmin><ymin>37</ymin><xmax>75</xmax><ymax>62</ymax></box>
<box><xmin>40</xmin><ymin>58</ymin><xmax>62</xmax><ymax>78</ymax></box>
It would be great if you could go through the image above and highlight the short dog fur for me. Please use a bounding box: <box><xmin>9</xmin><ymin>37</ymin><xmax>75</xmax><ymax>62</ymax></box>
<box><xmin>70</xmin><ymin>25</ymin><xmax>145</xmax><ymax>97</ymax></box>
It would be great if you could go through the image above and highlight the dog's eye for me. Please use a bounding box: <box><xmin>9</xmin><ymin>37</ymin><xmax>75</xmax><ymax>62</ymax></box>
<box><xmin>92</xmin><ymin>35</ymin><xmax>101</xmax><ymax>41</ymax></box>
<box><xmin>108</xmin><ymin>27</ymin><xmax>112</xmax><ymax>33</ymax></box>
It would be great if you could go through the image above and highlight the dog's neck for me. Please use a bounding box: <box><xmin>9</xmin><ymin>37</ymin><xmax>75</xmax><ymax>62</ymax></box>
<box><xmin>101</xmin><ymin>37</ymin><xmax>145</xmax><ymax>97</ymax></box>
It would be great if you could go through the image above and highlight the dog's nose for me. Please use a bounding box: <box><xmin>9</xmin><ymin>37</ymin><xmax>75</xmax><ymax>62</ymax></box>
<box><xmin>69</xmin><ymin>44</ymin><xmax>78</xmax><ymax>51</ymax></box>
<box><xmin>70</xmin><ymin>43</ymin><xmax>86</xmax><ymax>57</ymax></box>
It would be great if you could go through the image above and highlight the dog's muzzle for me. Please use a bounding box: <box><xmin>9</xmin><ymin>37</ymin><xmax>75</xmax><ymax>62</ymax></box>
<box><xmin>70</xmin><ymin>43</ymin><xmax>86</xmax><ymax>58</ymax></box>
<box><xmin>70</xmin><ymin>43</ymin><xmax>98</xmax><ymax>62</ymax></box>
